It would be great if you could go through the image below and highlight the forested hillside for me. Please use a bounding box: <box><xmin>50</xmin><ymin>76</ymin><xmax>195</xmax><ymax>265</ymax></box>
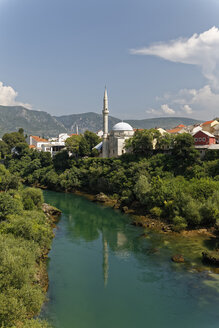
<box><xmin>0</xmin><ymin>105</ymin><xmax>202</xmax><ymax>137</ymax></box>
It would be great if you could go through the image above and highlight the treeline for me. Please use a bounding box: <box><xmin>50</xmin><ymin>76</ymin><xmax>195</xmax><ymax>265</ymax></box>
<box><xmin>0</xmin><ymin>165</ymin><xmax>52</xmax><ymax>328</ymax></box>
<box><xmin>2</xmin><ymin>130</ymin><xmax>219</xmax><ymax>231</ymax></box>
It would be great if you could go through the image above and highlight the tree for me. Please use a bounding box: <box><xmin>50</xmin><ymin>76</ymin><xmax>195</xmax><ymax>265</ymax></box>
<box><xmin>53</xmin><ymin>150</ymin><xmax>70</xmax><ymax>171</ymax></box>
<box><xmin>0</xmin><ymin>140</ymin><xmax>9</xmax><ymax>158</ymax></box>
<box><xmin>79</xmin><ymin>137</ymin><xmax>90</xmax><ymax>157</ymax></box>
<box><xmin>83</xmin><ymin>130</ymin><xmax>101</xmax><ymax>149</ymax></box>
<box><xmin>172</xmin><ymin>133</ymin><xmax>199</xmax><ymax>173</ymax></box>
<box><xmin>156</xmin><ymin>134</ymin><xmax>174</xmax><ymax>150</ymax></box>
<box><xmin>0</xmin><ymin>193</ymin><xmax>23</xmax><ymax>220</ymax></box>
<box><xmin>2</xmin><ymin>132</ymin><xmax>26</xmax><ymax>150</ymax></box>
<box><xmin>126</xmin><ymin>129</ymin><xmax>161</xmax><ymax>155</ymax></box>
<box><xmin>65</xmin><ymin>135</ymin><xmax>82</xmax><ymax>156</ymax></box>
<box><xmin>18</xmin><ymin>128</ymin><xmax>24</xmax><ymax>135</ymax></box>
<box><xmin>134</xmin><ymin>175</ymin><xmax>151</xmax><ymax>204</ymax></box>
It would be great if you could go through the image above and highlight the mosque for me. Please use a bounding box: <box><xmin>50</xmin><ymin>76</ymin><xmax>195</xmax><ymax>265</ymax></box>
<box><xmin>100</xmin><ymin>88</ymin><xmax>134</xmax><ymax>158</ymax></box>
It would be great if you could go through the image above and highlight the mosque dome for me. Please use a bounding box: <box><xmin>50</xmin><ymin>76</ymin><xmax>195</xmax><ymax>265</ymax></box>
<box><xmin>112</xmin><ymin>122</ymin><xmax>133</xmax><ymax>131</ymax></box>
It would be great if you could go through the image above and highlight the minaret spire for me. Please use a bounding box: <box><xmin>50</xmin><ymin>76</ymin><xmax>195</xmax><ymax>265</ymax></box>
<box><xmin>102</xmin><ymin>87</ymin><xmax>109</xmax><ymax>157</ymax></box>
<box><xmin>103</xmin><ymin>86</ymin><xmax>109</xmax><ymax>134</ymax></box>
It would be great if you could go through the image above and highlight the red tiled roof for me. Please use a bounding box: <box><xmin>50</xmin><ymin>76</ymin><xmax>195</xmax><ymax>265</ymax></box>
<box><xmin>29</xmin><ymin>145</ymin><xmax>36</xmax><ymax>149</ymax></box>
<box><xmin>31</xmin><ymin>136</ymin><xmax>48</xmax><ymax>142</ymax></box>
<box><xmin>167</xmin><ymin>127</ymin><xmax>183</xmax><ymax>134</ymax></box>
<box><xmin>176</xmin><ymin>124</ymin><xmax>186</xmax><ymax>128</ymax></box>
<box><xmin>202</xmin><ymin>120</ymin><xmax>214</xmax><ymax>126</ymax></box>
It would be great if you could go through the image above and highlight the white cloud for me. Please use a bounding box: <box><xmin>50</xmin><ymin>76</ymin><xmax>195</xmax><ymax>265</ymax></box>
<box><xmin>161</xmin><ymin>104</ymin><xmax>175</xmax><ymax>114</ymax></box>
<box><xmin>131</xmin><ymin>26</ymin><xmax>219</xmax><ymax>89</ymax></box>
<box><xmin>146</xmin><ymin>108</ymin><xmax>160</xmax><ymax>115</ymax></box>
<box><xmin>157</xmin><ymin>84</ymin><xmax>219</xmax><ymax>118</ymax></box>
<box><xmin>182</xmin><ymin>104</ymin><xmax>193</xmax><ymax>114</ymax></box>
<box><xmin>0</xmin><ymin>81</ymin><xmax>32</xmax><ymax>109</ymax></box>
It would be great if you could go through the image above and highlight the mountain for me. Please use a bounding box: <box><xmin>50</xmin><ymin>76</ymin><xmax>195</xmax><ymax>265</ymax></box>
<box><xmin>54</xmin><ymin>112</ymin><xmax>120</xmax><ymax>134</ymax></box>
<box><xmin>0</xmin><ymin>106</ymin><xmax>203</xmax><ymax>137</ymax></box>
<box><xmin>125</xmin><ymin>117</ymin><xmax>202</xmax><ymax>130</ymax></box>
<box><xmin>55</xmin><ymin>113</ymin><xmax>203</xmax><ymax>133</ymax></box>
<box><xmin>0</xmin><ymin>106</ymin><xmax>67</xmax><ymax>137</ymax></box>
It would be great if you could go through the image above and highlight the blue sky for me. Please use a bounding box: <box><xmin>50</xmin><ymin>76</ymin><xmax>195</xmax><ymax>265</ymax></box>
<box><xmin>0</xmin><ymin>0</ymin><xmax>219</xmax><ymax>120</ymax></box>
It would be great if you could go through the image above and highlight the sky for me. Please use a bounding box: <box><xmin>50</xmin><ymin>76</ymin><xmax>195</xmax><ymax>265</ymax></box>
<box><xmin>0</xmin><ymin>0</ymin><xmax>219</xmax><ymax>120</ymax></box>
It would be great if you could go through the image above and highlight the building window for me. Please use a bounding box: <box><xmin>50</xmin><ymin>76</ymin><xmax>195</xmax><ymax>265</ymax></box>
<box><xmin>195</xmin><ymin>138</ymin><xmax>198</xmax><ymax>142</ymax></box>
<box><xmin>199</xmin><ymin>138</ymin><xmax>202</xmax><ymax>142</ymax></box>
<box><xmin>202</xmin><ymin>138</ymin><xmax>206</xmax><ymax>142</ymax></box>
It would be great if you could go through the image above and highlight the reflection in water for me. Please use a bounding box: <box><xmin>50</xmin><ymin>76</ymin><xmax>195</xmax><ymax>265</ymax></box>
<box><xmin>42</xmin><ymin>191</ymin><xmax>219</xmax><ymax>328</ymax></box>
<box><xmin>102</xmin><ymin>235</ymin><xmax>108</xmax><ymax>287</ymax></box>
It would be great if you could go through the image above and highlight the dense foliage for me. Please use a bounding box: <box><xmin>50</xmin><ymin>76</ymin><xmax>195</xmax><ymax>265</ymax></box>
<box><xmin>2</xmin><ymin>130</ymin><xmax>219</xmax><ymax>232</ymax></box>
<box><xmin>0</xmin><ymin>165</ymin><xmax>53</xmax><ymax>328</ymax></box>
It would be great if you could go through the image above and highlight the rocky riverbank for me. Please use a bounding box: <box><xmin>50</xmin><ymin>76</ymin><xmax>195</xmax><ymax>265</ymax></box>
<box><xmin>90</xmin><ymin>192</ymin><xmax>219</xmax><ymax>271</ymax></box>
<box><xmin>39</xmin><ymin>203</ymin><xmax>62</xmax><ymax>292</ymax></box>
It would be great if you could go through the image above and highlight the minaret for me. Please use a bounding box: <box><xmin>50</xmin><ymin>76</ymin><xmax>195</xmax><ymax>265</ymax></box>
<box><xmin>102</xmin><ymin>87</ymin><xmax>109</xmax><ymax>157</ymax></box>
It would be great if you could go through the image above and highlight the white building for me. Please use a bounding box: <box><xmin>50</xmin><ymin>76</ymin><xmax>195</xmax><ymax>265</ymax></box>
<box><xmin>27</xmin><ymin>135</ymin><xmax>65</xmax><ymax>156</ymax></box>
<box><xmin>101</xmin><ymin>88</ymin><xmax>134</xmax><ymax>158</ymax></box>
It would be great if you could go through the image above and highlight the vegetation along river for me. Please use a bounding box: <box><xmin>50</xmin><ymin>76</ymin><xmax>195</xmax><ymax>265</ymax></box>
<box><xmin>41</xmin><ymin>190</ymin><xmax>219</xmax><ymax>328</ymax></box>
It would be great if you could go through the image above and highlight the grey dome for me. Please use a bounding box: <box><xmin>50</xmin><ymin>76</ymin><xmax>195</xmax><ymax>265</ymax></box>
<box><xmin>112</xmin><ymin>122</ymin><xmax>133</xmax><ymax>131</ymax></box>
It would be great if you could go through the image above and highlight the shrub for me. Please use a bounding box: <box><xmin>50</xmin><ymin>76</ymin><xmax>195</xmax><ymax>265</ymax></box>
<box><xmin>21</xmin><ymin>188</ymin><xmax>43</xmax><ymax>209</ymax></box>
<box><xmin>172</xmin><ymin>216</ymin><xmax>188</xmax><ymax>232</ymax></box>
<box><xmin>150</xmin><ymin>207</ymin><xmax>162</xmax><ymax>218</ymax></box>
<box><xmin>0</xmin><ymin>192</ymin><xmax>23</xmax><ymax>220</ymax></box>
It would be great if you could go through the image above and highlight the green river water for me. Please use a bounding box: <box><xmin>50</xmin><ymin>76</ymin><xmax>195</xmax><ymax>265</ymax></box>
<box><xmin>42</xmin><ymin>190</ymin><xmax>219</xmax><ymax>328</ymax></box>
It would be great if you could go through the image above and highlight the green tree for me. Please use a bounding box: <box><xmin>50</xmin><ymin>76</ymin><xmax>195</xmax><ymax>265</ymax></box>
<box><xmin>0</xmin><ymin>140</ymin><xmax>9</xmax><ymax>158</ymax></box>
<box><xmin>172</xmin><ymin>133</ymin><xmax>199</xmax><ymax>173</ymax></box>
<box><xmin>65</xmin><ymin>134</ymin><xmax>82</xmax><ymax>156</ymax></box>
<box><xmin>126</xmin><ymin>129</ymin><xmax>161</xmax><ymax>155</ymax></box>
<box><xmin>2</xmin><ymin>131</ymin><xmax>26</xmax><ymax>150</ymax></box>
<box><xmin>134</xmin><ymin>175</ymin><xmax>151</xmax><ymax>204</ymax></box>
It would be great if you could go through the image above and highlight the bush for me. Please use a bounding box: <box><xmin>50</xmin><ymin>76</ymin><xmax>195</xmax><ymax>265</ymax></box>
<box><xmin>172</xmin><ymin>216</ymin><xmax>188</xmax><ymax>232</ymax></box>
<box><xmin>150</xmin><ymin>207</ymin><xmax>162</xmax><ymax>218</ymax></box>
<box><xmin>0</xmin><ymin>192</ymin><xmax>23</xmax><ymax>220</ymax></box>
<box><xmin>21</xmin><ymin>188</ymin><xmax>43</xmax><ymax>209</ymax></box>
<box><xmin>0</xmin><ymin>211</ymin><xmax>53</xmax><ymax>249</ymax></box>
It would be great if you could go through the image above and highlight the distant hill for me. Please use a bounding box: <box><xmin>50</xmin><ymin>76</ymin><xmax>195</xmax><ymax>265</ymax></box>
<box><xmin>0</xmin><ymin>106</ymin><xmax>67</xmax><ymax>137</ymax></box>
<box><xmin>126</xmin><ymin>117</ymin><xmax>202</xmax><ymax>130</ymax></box>
<box><xmin>0</xmin><ymin>106</ymin><xmax>203</xmax><ymax>137</ymax></box>
<box><xmin>55</xmin><ymin>113</ymin><xmax>203</xmax><ymax>133</ymax></box>
<box><xmin>54</xmin><ymin>112</ymin><xmax>120</xmax><ymax>134</ymax></box>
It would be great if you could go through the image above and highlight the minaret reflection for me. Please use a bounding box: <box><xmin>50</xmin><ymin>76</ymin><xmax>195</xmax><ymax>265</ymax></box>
<box><xmin>102</xmin><ymin>233</ymin><xmax>109</xmax><ymax>287</ymax></box>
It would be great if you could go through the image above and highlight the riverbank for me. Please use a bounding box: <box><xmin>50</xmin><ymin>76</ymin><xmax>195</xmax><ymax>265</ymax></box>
<box><xmin>0</xmin><ymin>174</ymin><xmax>62</xmax><ymax>327</ymax></box>
<box><xmin>75</xmin><ymin>190</ymin><xmax>219</xmax><ymax>272</ymax></box>
<box><xmin>40</xmin><ymin>203</ymin><xmax>62</xmax><ymax>292</ymax></box>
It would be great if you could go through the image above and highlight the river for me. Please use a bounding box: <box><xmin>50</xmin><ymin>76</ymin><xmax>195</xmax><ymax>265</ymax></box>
<box><xmin>42</xmin><ymin>190</ymin><xmax>219</xmax><ymax>328</ymax></box>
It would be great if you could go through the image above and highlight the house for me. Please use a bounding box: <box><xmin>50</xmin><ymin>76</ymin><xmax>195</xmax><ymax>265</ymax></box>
<box><xmin>193</xmin><ymin>130</ymin><xmax>216</xmax><ymax>146</ymax></box>
<box><xmin>167</xmin><ymin>124</ymin><xmax>187</xmax><ymax>134</ymax></box>
<box><xmin>212</xmin><ymin>124</ymin><xmax>219</xmax><ymax>143</ymax></box>
<box><xmin>27</xmin><ymin>135</ymin><xmax>65</xmax><ymax>156</ymax></box>
<box><xmin>27</xmin><ymin>136</ymin><xmax>49</xmax><ymax>150</ymax></box>
<box><xmin>201</xmin><ymin>120</ymin><xmax>219</xmax><ymax>133</ymax></box>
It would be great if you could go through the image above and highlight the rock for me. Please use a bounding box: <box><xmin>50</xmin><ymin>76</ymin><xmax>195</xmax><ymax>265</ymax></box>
<box><xmin>202</xmin><ymin>251</ymin><xmax>219</xmax><ymax>266</ymax></box>
<box><xmin>94</xmin><ymin>192</ymin><xmax>109</xmax><ymax>203</ymax></box>
<box><xmin>162</xmin><ymin>226</ymin><xmax>172</xmax><ymax>232</ymax></box>
<box><xmin>42</xmin><ymin>203</ymin><xmax>61</xmax><ymax>219</ymax></box>
<box><xmin>113</xmin><ymin>202</ymin><xmax>120</xmax><ymax>209</ymax></box>
<box><xmin>171</xmin><ymin>254</ymin><xmax>185</xmax><ymax>263</ymax></box>
<box><xmin>122</xmin><ymin>206</ymin><xmax>129</xmax><ymax>214</ymax></box>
